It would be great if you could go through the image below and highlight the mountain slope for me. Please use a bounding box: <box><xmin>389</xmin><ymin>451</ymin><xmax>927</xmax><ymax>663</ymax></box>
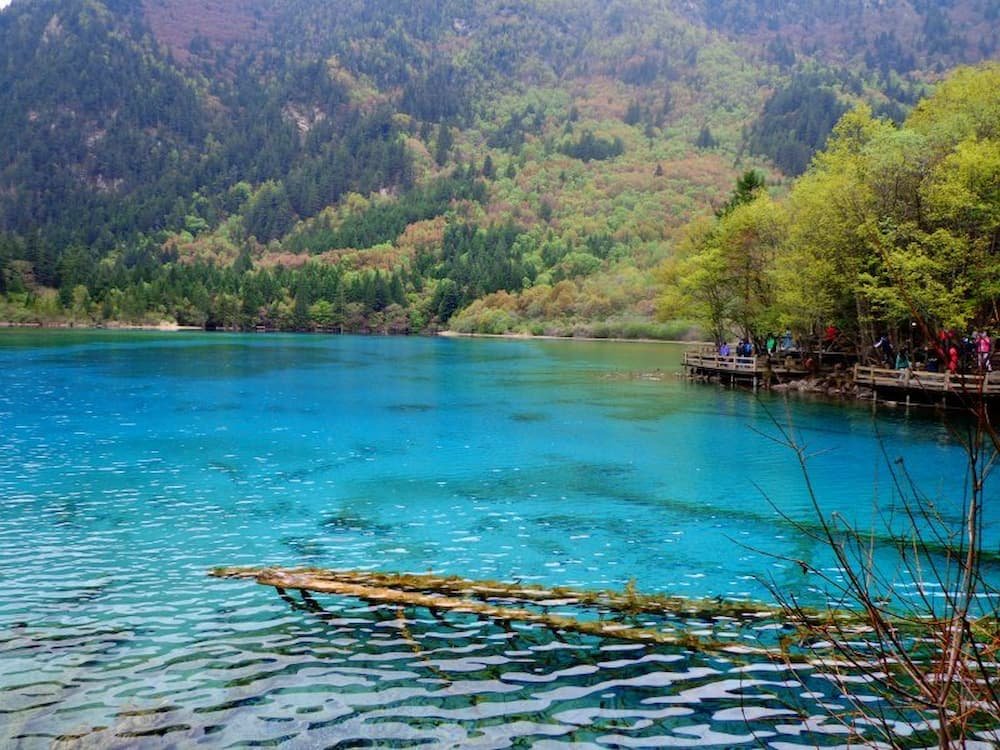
<box><xmin>0</xmin><ymin>0</ymin><xmax>996</xmax><ymax>334</ymax></box>
<box><xmin>690</xmin><ymin>0</ymin><xmax>998</xmax><ymax>70</ymax></box>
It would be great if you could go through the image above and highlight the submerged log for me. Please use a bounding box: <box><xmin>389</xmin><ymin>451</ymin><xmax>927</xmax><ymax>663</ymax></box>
<box><xmin>212</xmin><ymin>566</ymin><xmax>1000</xmax><ymax>669</ymax></box>
<box><xmin>210</xmin><ymin>566</ymin><xmax>789</xmax><ymax>651</ymax></box>
<box><xmin>212</xmin><ymin>565</ymin><xmax>781</xmax><ymax>619</ymax></box>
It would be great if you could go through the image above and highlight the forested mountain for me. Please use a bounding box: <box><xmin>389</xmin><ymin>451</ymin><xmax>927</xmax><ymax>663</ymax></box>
<box><xmin>0</xmin><ymin>0</ymin><xmax>996</xmax><ymax>334</ymax></box>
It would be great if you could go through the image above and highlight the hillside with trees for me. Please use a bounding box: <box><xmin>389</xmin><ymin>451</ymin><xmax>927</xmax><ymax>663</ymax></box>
<box><xmin>657</xmin><ymin>63</ymin><xmax>1000</xmax><ymax>357</ymax></box>
<box><xmin>0</xmin><ymin>0</ymin><xmax>996</xmax><ymax>335</ymax></box>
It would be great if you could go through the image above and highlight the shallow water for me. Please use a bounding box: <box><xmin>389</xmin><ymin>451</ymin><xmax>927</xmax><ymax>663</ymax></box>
<box><xmin>1</xmin><ymin>331</ymin><xmax>996</xmax><ymax>747</ymax></box>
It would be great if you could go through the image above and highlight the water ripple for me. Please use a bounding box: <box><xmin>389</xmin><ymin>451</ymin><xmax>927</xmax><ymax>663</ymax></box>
<box><xmin>1</xmin><ymin>333</ymin><xmax>987</xmax><ymax>748</ymax></box>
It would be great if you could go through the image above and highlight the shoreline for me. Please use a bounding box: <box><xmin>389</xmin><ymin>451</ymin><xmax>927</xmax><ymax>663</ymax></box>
<box><xmin>0</xmin><ymin>320</ymin><xmax>202</xmax><ymax>331</ymax></box>
<box><xmin>0</xmin><ymin>320</ymin><xmax>703</xmax><ymax>345</ymax></box>
<box><xmin>437</xmin><ymin>330</ymin><xmax>703</xmax><ymax>345</ymax></box>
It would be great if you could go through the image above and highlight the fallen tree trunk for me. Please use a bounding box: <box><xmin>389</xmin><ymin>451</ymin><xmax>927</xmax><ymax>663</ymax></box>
<box><xmin>210</xmin><ymin>565</ymin><xmax>781</xmax><ymax>650</ymax></box>
<box><xmin>212</xmin><ymin>565</ymin><xmax>781</xmax><ymax>618</ymax></box>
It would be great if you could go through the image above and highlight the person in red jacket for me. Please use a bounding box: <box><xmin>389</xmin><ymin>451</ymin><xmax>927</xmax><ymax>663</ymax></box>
<box><xmin>948</xmin><ymin>342</ymin><xmax>960</xmax><ymax>374</ymax></box>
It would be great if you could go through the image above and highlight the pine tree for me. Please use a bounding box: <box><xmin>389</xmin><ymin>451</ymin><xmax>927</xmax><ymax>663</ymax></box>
<box><xmin>695</xmin><ymin>125</ymin><xmax>718</xmax><ymax>149</ymax></box>
<box><xmin>434</xmin><ymin>125</ymin><xmax>453</xmax><ymax>167</ymax></box>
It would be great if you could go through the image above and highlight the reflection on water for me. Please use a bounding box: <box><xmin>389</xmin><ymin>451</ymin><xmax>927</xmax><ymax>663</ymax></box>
<box><xmin>0</xmin><ymin>331</ymin><xmax>995</xmax><ymax>747</ymax></box>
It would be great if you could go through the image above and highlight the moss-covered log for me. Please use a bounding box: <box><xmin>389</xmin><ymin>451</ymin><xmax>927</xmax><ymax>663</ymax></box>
<box><xmin>212</xmin><ymin>565</ymin><xmax>784</xmax><ymax>618</ymax></box>
<box><xmin>209</xmin><ymin>566</ymin><xmax>784</xmax><ymax>650</ymax></box>
<box><xmin>210</xmin><ymin>566</ymin><xmax>1000</xmax><ymax>676</ymax></box>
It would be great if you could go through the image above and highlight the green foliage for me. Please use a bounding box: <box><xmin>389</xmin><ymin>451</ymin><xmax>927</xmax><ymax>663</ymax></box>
<box><xmin>697</xmin><ymin>0</ymin><xmax>992</xmax><ymax>70</ymax></box>
<box><xmin>716</xmin><ymin>170</ymin><xmax>766</xmax><ymax>217</ymax></box>
<box><xmin>286</xmin><ymin>171</ymin><xmax>486</xmax><ymax>253</ymax></box>
<box><xmin>695</xmin><ymin>125</ymin><xmax>718</xmax><ymax>150</ymax></box>
<box><xmin>0</xmin><ymin>0</ymin><xmax>413</xmax><ymax>252</ymax></box>
<box><xmin>242</xmin><ymin>182</ymin><xmax>295</xmax><ymax>244</ymax></box>
<box><xmin>558</xmin><ymin>131</ymin><xmax>625</xmax><ymax>162</ymax></box>
<box><xmin>434</xmin><ymin>125</ymin><xmax>454</xmax><ymax>167</ymax></box>
<box><xmin>553</xmin><ymin>252</ymin><xmax>601</xmax><ymax>281</ymax></box>
<box><xmin>432</xmin><ymin>222</ymin><xmax>533</xmax><ymax>321</ymax></box>
<box><xmin>401</xmin><ymin>63</ymin><xmax>470</xmax><ymax>123</ymax></box>
<box><xmin>747</xmin><ymin>72</ymin><xmax>848</xmax><ymax>176</ymax></box>
<box><xmin>658</xmin><ymin>193</ymin><xmax>786</xmax><ymax>344</ymax></box>
<box><xmin>659</xmin><ymin>63</ymin><xmax>1000</xmax><ymax>350</ymax></box>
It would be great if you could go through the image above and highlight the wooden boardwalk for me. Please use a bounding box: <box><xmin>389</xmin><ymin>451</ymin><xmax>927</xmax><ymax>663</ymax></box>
<box><xmin>853</xmin><ymin>364</ymin><xmax>1000</xmax><ymax>400</ymax></box>
<box><xmin>682</xmin><ymin>347</ymin><xmax>805</xmax><ymax>388</ymax></box>
<box><xmin>683</xmin><ymin>349</ymin><xmax>1000</xmax><ymax>403</ymax></box>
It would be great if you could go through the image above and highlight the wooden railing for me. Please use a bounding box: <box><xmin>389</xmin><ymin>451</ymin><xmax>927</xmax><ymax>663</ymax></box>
<box><xmin>853</xmin><ymin>364</ymin><xmax>1000</xmax><ymax>395</ymax></box>
<box><xmin>682</xmin><ymin>348</ymin><xmax>762</xmax><ymax>372</ymax></box>
<box><xmin>683</xmin><ymin>350</ymin><xmax>1000</xmax><ymax>398</ymax></box>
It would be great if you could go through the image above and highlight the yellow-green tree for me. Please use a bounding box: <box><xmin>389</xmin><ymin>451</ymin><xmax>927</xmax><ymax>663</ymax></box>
<box><xmin>660</xmin><ymin>63</ymin><xmax>1000</xmax><ymax>352</ymax></box>
<box><xmin>769</xmin><ymin>65</ymin><xmax>997</xmax><ymax>349</ymax></box>
<box><xmin>776</xmin><ymin>106</ymin><xmax>893</xmax><ymax>348</ymax></box>
<box><xmin>658</xmin><ymin>193</ymin><xmax>785</xmax><ymax>344</ymax></box>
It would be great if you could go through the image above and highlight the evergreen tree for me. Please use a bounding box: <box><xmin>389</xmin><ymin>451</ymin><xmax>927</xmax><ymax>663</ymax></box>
<box><xmin>434</xmin><ymin>125</ymin><xmax>454</xmax><ymax>167</ymax></box>
<box><xmin>695</xmin><ymin>125</ymin><xmax>718</xmax><ymax>149</ymax></box>
<box><xmin>717</xmin><ymin>170</ymin><xmax>766</xmax><ymax>217</ymax></box>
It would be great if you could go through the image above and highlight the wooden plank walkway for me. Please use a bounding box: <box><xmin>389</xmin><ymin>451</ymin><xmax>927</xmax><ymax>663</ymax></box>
<box><xmin>683</xmin><ymin>347</ymin><xmax>1000</xmax><ymax>399</ymax></box>
<box><xmin>853</xmin><ymin>364</ymin><xmax>1000</xmax><ymax>398</ymax></box>
<box><xmin>682</xmin><ymin>347</ymin><xmax>806</xmax><ymax>386</ymax></box>
<box><xmin>683</xmin><ymin>349</ymin><xmax>762</xmax><ymax>372</ymax></box>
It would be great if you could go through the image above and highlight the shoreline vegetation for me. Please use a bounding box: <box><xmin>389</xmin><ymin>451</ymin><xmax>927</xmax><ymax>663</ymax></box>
<box><xmin>0</xmin><ymin>320</ymin><xmax>202</xmax><ymax>332</ymax></box>
<box><xmin>0</xmin><ymin>317</ymin><xmax>699</xmax><ymax>344</ymax></box>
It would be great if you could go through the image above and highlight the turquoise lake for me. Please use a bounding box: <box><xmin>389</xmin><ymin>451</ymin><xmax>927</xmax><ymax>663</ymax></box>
<box><xmin>1</xmin><ymin>331</ymin><xmax>996</xmax><ymax>747</ymax></box>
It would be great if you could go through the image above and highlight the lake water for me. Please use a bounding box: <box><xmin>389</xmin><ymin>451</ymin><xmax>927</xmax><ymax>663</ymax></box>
<box><xmin>1</xmin><ymin>331</ymin><xmax>996</xmax><ymax>748</ymax></box>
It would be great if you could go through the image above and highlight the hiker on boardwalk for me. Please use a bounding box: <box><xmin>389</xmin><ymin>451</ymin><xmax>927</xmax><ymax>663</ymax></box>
<box><xmin>948</xmin><ymin>341</ymin><xmax>960</xmax><ymax>374</ymax></box>
<box><xmin>977</xmin><ymin>331</ymin><xmax>992</xmax><ymax>372</ymax></box>
<box><xmin>823</xmin><ymin>324</ymin><xmax>839</xmax><ymax>350</ymax></box>
<box><xmin>874</xmin><ymin>334</ymin><xmax>894</xmax><ymax>367</ymax></box>
<box><xmin>780</xmin><ymin>329</ymin><xmax>793</xmax><ymax>351</ymax></box>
